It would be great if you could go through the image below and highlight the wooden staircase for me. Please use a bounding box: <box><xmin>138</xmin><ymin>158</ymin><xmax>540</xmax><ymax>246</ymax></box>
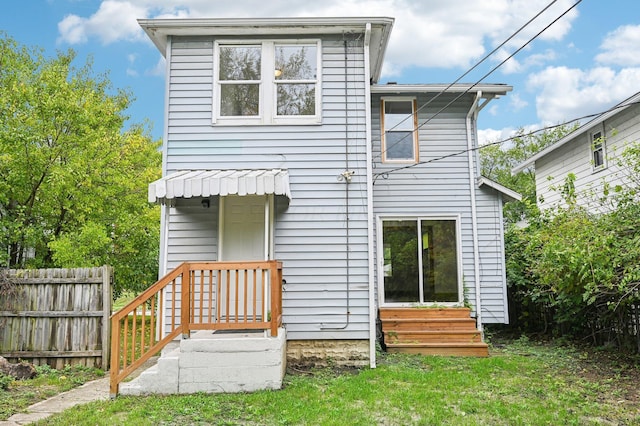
<box><xmin>380</xmin><ymin>307</ymin><xmax>489</xmax><ymax>357</ymax></box>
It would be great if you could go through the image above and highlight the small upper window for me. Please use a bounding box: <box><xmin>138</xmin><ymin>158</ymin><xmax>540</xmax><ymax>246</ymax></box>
<box><xmin>214</xmin><ymin>41</ymin><xmax>320</xmax><ymax>125</ymax></box>
<box><xmin>381</xmin><ymin>99</ymin><xmax>418</xmax><ymax>162</ymax></box>
<box><xmin>590</xmin><ymin>130</ymin><xmax>606</xmax><ymax>171</ymax></box>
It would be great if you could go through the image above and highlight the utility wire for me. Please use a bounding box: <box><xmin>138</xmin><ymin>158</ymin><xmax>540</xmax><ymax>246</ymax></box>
<box><xmin>382</xmin><ymin>0</ymin><xmax>560</xmax><ymax>135</ymax></box>
<box><xmin>375</xmin><ymin>0</ymin><xmax>582</xmax><ymax>161</ymax></box>
<box><xmin>373</xmin><ymin>100</ymin><xmax>640</xmax><ymax>181</ymax></box>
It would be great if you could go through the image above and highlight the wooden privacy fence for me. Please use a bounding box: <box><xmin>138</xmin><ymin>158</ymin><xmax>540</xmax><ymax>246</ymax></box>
<box><xmin>0</xmin><ymin>266</ymin><xmax>112</xmax><ymax>369</ymax></box>
<box><xmin>110</xmin><ymin>260</ymin><xmax>283</xmax><ymax>397</ymax></box>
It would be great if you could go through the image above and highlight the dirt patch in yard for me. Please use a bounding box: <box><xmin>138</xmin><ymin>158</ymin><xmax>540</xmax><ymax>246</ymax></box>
<box><xmin>573</xmin><ymin>347</ymin><xmax>640</xmax><ymax>403</ymax></box>
<box><xmin>489</xmin><ymin>329</ymin><xmax>640</xmax><ymax>412</ymax></box>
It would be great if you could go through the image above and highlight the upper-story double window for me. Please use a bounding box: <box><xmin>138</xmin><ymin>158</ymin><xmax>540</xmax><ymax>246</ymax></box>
<box><xmin>213</xmin><ymin>41</ymin><xmax>321</xmax><ymax>125</ymax></box>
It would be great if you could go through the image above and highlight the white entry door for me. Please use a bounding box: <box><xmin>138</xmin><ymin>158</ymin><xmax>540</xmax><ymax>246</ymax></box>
<box><xmin>221</xmin><ymin>195</ymin><xmax>266</xmax><ymax>261</ymax></box>
<box><xmin>220</xmin><ymin>196</ymin><xmax>268</xmax><ymax>320</ymax></box>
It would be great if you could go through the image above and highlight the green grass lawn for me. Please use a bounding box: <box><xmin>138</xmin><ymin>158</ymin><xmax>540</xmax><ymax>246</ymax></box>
<box><xmin>112</xmin><ymin>290</ymin><xmax>137</xmax><ymax>312</ymax></box>
<box><xmin>16</xmin><ymin>336</ymin><xmax>640</xmax><ymax>425</ymax></box>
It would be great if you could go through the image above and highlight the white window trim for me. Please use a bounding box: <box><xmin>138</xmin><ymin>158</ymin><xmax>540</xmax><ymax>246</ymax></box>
<box><xmin>589</xmin><ymin>127</ymin><xmax>607</xmax><ymax>172</ymax></box>
<box><xmin>380</xmin><ymin>97</ymin><xmax>418</xmax><ymax>163</ymax></box>
<box><xmin>376</xmin><ymin>215</ymin><xmax>464</xmax><ymax>307</ymax></box>
<box><xmin>212</xmin><ymin>39</ymin><xmax>322</xmax><ymax>126</ymax></box>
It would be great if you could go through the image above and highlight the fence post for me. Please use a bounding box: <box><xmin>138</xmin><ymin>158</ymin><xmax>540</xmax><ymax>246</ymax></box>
<box><xmin>102</xmin><ymin>265</ymin><xmax>112</xmax><ymax>370</ymax></box>
<box><xmin>181</xmin><ymin>263</ymin><xmax>191</xmax><ymax>339</ymax></box>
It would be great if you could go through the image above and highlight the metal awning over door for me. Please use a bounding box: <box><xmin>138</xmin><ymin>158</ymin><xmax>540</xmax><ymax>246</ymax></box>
<box><xmin>148</xmin><ymin>169</ymin><xmax>291</xmax><ymax>204</ymax></box>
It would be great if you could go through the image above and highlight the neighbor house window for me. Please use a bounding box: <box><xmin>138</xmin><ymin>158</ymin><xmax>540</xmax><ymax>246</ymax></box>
<box><xmin>381</xmin><ymin>218</ymin><xmax>461</xmax><ymax>304</ymax></box>
<box><xmin>381</xmin><ymin>98</ymin><xmax>418</xmax><ymax>162</ymax></box>
<box><xmin>590</xmin><ymin>130</ymin><xmax>606</xmax><ymax>171</ymax></box>
<box><xmin>214</xmin><ymin>41</ymin><xmax>320</xmax><ymax>125</ymax></box>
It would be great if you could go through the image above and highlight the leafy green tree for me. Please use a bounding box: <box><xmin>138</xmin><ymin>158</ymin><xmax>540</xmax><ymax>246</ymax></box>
<box><xmin>0</xmin><ymin>34</ymin><xmax>161</xmax><ymax>296</ymax></box>
<box><xmin>480</xmin><ymin>124</ymin><xmax>576</xmax><ymax>223</ymax></box>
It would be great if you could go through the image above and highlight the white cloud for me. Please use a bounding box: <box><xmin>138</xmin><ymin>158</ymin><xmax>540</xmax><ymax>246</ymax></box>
<box><xmin>509</xmin><ymin>93</ymin><xmax>528</xmax><ymax>111</ymax></box>
<box><xmin>478</xmin><ymin>127</ymin><xmax>518</xmax><ymax>146</ymax></box>
<box><xmin>145</xmin><ymin>56</ymin><xmax>166</xmax><ymax>76</ymax></box>
<box><xmin>596</xmin><ymin>24</ymin><xmax>640</xmax><ymax>67</ymax></box>
<box><xmin>57</xmin><ymin>15</ymin><xmax>88</xmax><ymax>44</ymax></box>
<box><xmin>56</xmin><ymin>0</ymin><xmax>579</xmax><ymax>77</ymax></box>
<box><xmin>527</xmin><ymin>65</ymin><xmax>640</xmax><ymax>124</ymax></box>
<box><xmin>58</xmin><ymin>0</ymin><xmax>148</xmax><ymax>45</ymax></box>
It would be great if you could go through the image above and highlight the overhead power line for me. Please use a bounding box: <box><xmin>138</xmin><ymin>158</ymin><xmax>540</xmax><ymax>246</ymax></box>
<box><xmin>382</xmin><ymin>0</ymin><xmax>560</xmax><ymax>136</ymax></box>
<box><xmin>373</xmin><ymin>100</ymin><xmax>640</xmax><ymax>182</ymax></box>
<box><xmin>375</xmin><ymin>0</ymin><xmax>583</xmax><ymax>162</ymax></box>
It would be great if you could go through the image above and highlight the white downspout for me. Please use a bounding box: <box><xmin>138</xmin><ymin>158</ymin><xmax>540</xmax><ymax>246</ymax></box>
<box><xmin>364</xmin><ymin>23</ymin><xmax>377</xmax><ymax>368</ymax></box>
<box><xmin>466</xmin><ymin>91</ymin><xmax>483</xmax><ymax>333</ymax></box>
<box><xmin>158</xmin><ymin>35</ymin><xmax>172</xmax><ymax>278</ymax></box>
<box><xmin>158</xmin><ymin>36</ymin><xmax>173</xmax><ymax>338</ymax></box>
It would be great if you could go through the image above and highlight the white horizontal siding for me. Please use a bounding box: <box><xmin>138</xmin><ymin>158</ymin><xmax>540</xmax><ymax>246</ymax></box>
<box><xmin>166</xmin><ymin>197</ymin><xmax>218</xmax><ymax>267</ymax></box>
<box><xmin>371</xmin><ymin>92</ymin><xmax>508</xmax><ymax>323</ymax></box>
<box><xmin>162</xmin><ymin>34</ymin><xmax>370</xmax><ymax>340</ymax></box>
<box><xmin>536</xmin><ymin>104</ymin><xmax>640</xmax><ymax>211</ymax></box>
<box><xmin>475</xmin><ymin>187</ymin><xmax>508</xmax><ymax>324</ymax></box>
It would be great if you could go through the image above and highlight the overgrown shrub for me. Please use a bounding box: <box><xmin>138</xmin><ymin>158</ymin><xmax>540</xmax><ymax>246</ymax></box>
<box><xmin>506</xmin><ymin>144</ymin><xmax>640</xmax><ymax>353</ymax></box>
<box><xmin>0</xmin><ymin>373</ymin><xmax>12</xmax><ymax>391</ymax></box>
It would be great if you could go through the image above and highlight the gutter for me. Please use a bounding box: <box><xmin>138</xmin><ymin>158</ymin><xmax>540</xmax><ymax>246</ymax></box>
<box><xmin>363</xmin><ymin>23</ymin><xmax>377</xmax><ymax>369</ymax></box>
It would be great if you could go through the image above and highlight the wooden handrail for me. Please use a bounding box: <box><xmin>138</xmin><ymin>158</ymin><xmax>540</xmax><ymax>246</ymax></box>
<box><xmin>109</xmin><ymin>260</ymin><xmax>283</xmax><ymax>397</ymax></box>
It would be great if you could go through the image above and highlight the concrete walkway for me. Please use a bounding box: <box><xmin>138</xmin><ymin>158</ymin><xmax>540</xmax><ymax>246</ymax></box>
<box><xmin>0</xmin><ymin>376</ymin><xmax>110</xmax><ymax>426</ymax></box>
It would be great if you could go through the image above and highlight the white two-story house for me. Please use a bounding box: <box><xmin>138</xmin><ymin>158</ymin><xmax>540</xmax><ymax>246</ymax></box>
<box><xmin>110</xmin><ymin>16</ymin><xmax>519</xmax><ymax>396</ymax></box>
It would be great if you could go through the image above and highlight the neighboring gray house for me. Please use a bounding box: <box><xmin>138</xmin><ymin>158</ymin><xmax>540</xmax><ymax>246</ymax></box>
<box><xmin>513</xmin><ymin>91</ymin><xmax>640</xmax><ymax>212</ymax></box>
<box><xmin>128</xmin><ymin>17</ymin><xmax>517</xmax><ymax>383</ymax></box>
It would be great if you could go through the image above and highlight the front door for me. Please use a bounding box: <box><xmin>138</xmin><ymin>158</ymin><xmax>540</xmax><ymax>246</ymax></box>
<box><xmin>221</xmin><ymin>195</ymin><xmax>266</xmax><ymax>262</ymax></box>
<box><xmin>220</xmin><ymin>196</ymin><xmax>268</xmax><ymax>319</ymax></box>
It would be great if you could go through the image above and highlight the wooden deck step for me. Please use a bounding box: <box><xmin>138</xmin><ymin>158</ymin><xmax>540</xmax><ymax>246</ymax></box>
<box><xmin>384</xmin><ymin>330</ymin><xmax>482</xmax><ymax>344</ymax></box>
<box><xmin>380</xmin><ymin>318</ymin><xmax>478</xmax><ymax>331</ymax></box>
<box><xmin>385</xmin><ymin>342</ymin><xmax>489</xmax><ymax>357</ymax></box>
<box><xmin>379</xmin><ymin>307</ymin><xmax>488</xmax><ymax>357</ymax></box>
<box><xmin>380</xmin><ymin>307</ymin><xmax>473</xmax><ymax>320</ymax></box>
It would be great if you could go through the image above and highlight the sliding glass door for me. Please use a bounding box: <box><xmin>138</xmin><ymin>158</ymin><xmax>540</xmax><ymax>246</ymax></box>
<box><xmin>382</xmin><ymin>218</ymin><xmax>461</xmax><ymax>304</ymax></box>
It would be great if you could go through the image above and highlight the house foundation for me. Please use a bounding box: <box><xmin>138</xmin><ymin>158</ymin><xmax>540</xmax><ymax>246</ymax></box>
<box><xmin>286</xmin><ymin>339</ymin><xmax>369</xmax><ymax>367</ymax></box>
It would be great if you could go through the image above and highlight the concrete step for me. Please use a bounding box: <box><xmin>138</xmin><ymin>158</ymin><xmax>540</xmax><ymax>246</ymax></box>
<box><xmin>120</xmin><ymin>348</ymin><xmax>180</xmax><ymax>395</ymax></box>
<box><xmin>119</xmin><ymin>328</ymin><xmax>286</xmax><ymax>395</ymax></box>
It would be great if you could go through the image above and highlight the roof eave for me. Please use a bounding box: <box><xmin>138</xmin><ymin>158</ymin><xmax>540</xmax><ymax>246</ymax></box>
<box><xmin>371</xmin><ymin>84</ymin><xmax>512</xmax><ymax>96</ymax></box>
<box><xmin>512</xmin><ymin>91</ymin><xmax>640</xmax><ymax>174</ymax></box>
<box><xmin>478</xmin><ymin>177</ymin><xmax>522</xmax><ymax>202</ymax></box>
<box><xmin>138</xmin><ymin>17</ymin><xmax>394</xmax><ymax>79</ymax></box>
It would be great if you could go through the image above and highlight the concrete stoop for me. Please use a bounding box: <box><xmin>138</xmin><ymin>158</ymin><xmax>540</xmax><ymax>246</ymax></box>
<box><xmin>120</xmin><ymin>328</ymin><xmax>286</xmax><ymax>395</ymax></box>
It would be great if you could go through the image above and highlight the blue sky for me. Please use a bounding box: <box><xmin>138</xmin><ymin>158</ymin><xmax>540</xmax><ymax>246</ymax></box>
<box><xmin>2</xmin><ymin>0</ymin><xmax>639</xmax><ymax>144</ymax></box>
